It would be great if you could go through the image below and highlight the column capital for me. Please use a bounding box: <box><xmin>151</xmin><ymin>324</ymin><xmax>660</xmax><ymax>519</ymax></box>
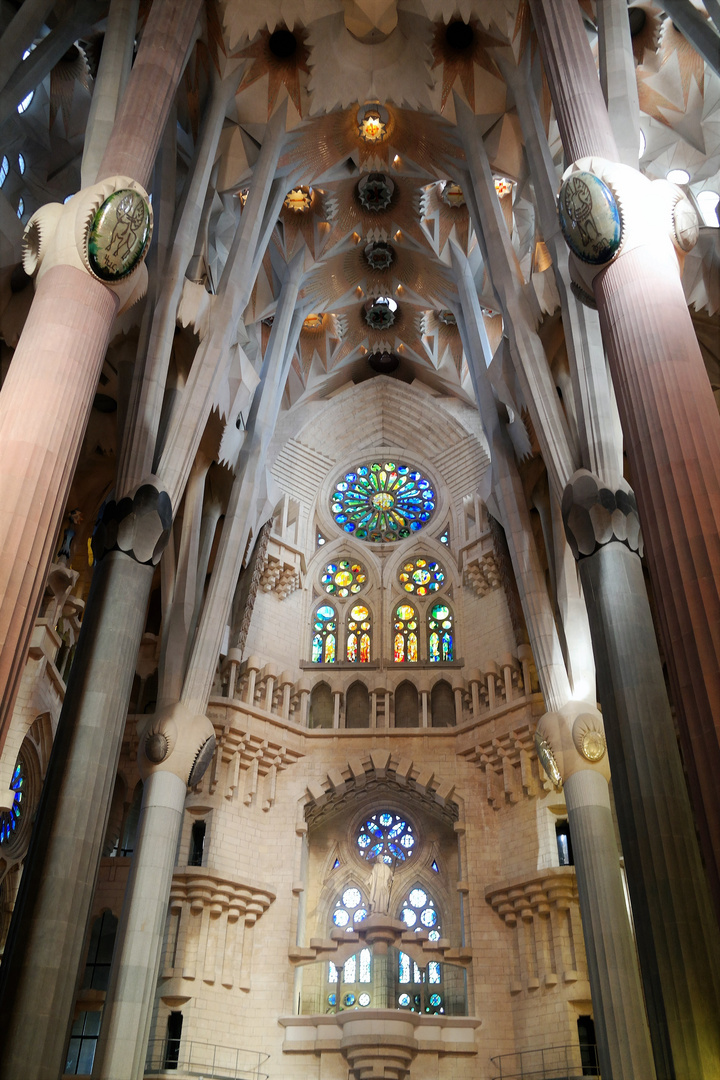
<box><xmin>139</xmin><ymin>701</ymin><xmax>216</xmax><ymax>786</ymax></box>
<box><xmin>535</xmin><ymin>702</ymin><xmax>610</xmax><ymax>786</ymax></box>
<box><xmin>91</xmin><ymin>478</ymin><xmax>172</xmax><ymax>566</ymax></box>
<box><xmin>562</xmin><ymin>469</ymin><xmax>643</xmax><ymax>561</ymax></box>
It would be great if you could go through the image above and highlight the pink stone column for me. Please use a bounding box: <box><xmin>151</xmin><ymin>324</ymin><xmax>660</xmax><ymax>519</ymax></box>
<box><xmin>529</xmin><ymin>0</ymin><xmax>720</xmax><ymax>917</ymax></box>
<box><xmin>0</xmin><ymin>0</ymin><xmax>203</xmax><ymax>757</ymax></box>
<box><xmin>0</xmin><ymin>268</ymin><xmax>118</xmax><ymax>746</ymax></box>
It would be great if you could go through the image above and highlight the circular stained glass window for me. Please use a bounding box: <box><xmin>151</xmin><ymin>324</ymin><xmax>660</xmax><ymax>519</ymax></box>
<box><xmin>359</xmin><ymin>993</ymin><xmax>371</xmax><ymax>1007</ymax></box>
<box><xmin>399</xmin><ymin>993</ymin><xmax>411</xmax><ymax>1007</ymax></box>
<box><xmin>321</xmin><ymin>559</ymin><xmax>366</xmax><ymax>597</ymax></box>
<box><xmin>399</xmin><ymin>557</ymin><xmax>445</xmax><ymax>595</ymax></box>
<box><xmin>354</xmin><ymin>908</ymin><xmax>368</xmax><ymax>923</ymax></box>
<box><xmin>408</xmin><ymin>889</ymin><xmax>427</xmax><ymax>908</ymax></box>
<box><xmin>0</xmin><ymin>758</ymin><xmax>24</xmax><ymax>845</ymax></box>
<box><xmin>343</xmin><ymin>888</ymin><xmax>362</xmax><ymax>908</ymax></box>
<box><xmin>430</xmin><ymin>993</ymin><xmax>442</xmax><ymax>1007</ymax></box>
<box><xmin>333</xmin><ymin>909</ymin><xmax>349</xmax><ymax>927</ymax></box>
<box><xmin>357</xmin><ymin>811</ymin><xmax>415</xmax><ymax>864</ymax></box>
<box><xmin>332</xmin><ymin>463</ymin><xmax>435</xmax><ymax>543</ymax></box>
<box><xmin>344</xmin><ymin>993</ymin><xmax>356</xmax><ymax>1006</ymax></box>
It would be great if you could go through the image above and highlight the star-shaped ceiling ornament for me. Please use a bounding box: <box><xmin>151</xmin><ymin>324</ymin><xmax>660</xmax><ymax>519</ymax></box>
<box><xmin>279</xmin><ymin>105</ymin><xmax>461</xmax><ymax>186</ymax></box>
<box><xmin>275</xmin><ymin>186</ymin><xmax>332</xmax><ymax>259</ymax></box>
<box><xmin>236</xmin><ymin>24</ymin><xmax>310</xmax><ymax>117</ymax></box>
<box><xmin>430</xmin><ymin>17</ymin><xmax>505</xmax><ymax>111</ymax></box>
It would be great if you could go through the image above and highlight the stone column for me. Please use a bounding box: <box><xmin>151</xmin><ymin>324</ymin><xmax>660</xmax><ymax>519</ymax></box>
<box><xmin>0</xmin><ymin>0</ymin><xmax>203</xmax><ymax>755</ymax></box>
<box><xmin>0</xmin><ymin>482</ymin><xmax>171</xmax><ymax>1079</ymax></box>
<box><xmin>93</xmin><ymin>717</ymin><xmax>213</xmax><ymax>1080</ymax></box>
<box><xmin>454</xmin><ymin>261</ymin><xmax>655</xmax><ymax>1080</ymax></box>
<box><xmin>528</xmin><ymin>0</ymin><xmax>720</xmax><ymax>917</ymax></box>
<box><xmin>536</xmin><ymin>711</ymin><xmax>657</xmax><ymax>1080</ymax></box>
<box><xmin>563</xmin><ymin>470</ymin><xmax>720</xmax><ymax>1079</ymax></box>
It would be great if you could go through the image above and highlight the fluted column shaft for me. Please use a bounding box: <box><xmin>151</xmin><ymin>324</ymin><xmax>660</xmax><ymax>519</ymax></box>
<box><xmin>563</xmin><ymin>771</ymin><xmax>656</xmax><ymax>1080</ymax></box>
<box><xmin>529</xmin><ymin>0</ymin><xmax>720</xmax><ymax>917</ymax></box>
<box><xmin>0</xmin><ymin>0</ymin><xmax>203</xmax><ymax>757</ymax></box>
<box><xmin>94</xmin><ymin>771</ymin><xmax>188</xmax><ymax>1080</ymax></box>
<box><xmin>0</xmin><ymin>268</ymin><xmax>118</xmax><ymax>750</ymax></box>
<box><xmin>0</xmin><ymin>551</ymin><xmax>155</xmax><ymax>1080</ymax></box>
<box><xmin>578</xmin><ymin>532</ymin><xmax>720</xmax><ymax>1078</ymax></box>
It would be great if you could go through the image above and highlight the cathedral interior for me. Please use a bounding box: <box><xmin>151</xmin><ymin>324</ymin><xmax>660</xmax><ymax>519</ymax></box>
<box><xmin>0</xmin><ymin>1</ymin><xmax>719</xmax><ymax>1079</ymax></box>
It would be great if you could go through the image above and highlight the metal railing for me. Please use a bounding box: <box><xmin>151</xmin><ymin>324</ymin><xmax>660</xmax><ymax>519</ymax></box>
<box><xmin>490</xmin><ymin>1043</ymin><xmax>600</xmax><ymax>1080</ymax></box>
<box><xmin>145</xmin><ymin>1039</ymin><xmax>269</xmax><ymax>1080</ymax></box>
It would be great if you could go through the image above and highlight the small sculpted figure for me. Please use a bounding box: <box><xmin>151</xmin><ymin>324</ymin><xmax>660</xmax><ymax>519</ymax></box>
<box><xmin>367</xmin><ymin>857</ymin><xmax>394</xmax><ymax>914</ymax></box>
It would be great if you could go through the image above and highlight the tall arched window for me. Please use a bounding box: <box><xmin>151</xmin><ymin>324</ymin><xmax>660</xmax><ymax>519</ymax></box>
<box><xmin>346</xmin><ymin>604</ymin><xmax>371</xmax><ymax>663</ymax></box>
<box><xmin>312</xmin><ymin>604</ymin><xmax>337</xmax><ymax>663</ymax></box>
<box><xmin>393</xmin><ymin>603</ymin><xmax>418</xmax><ymax>663</ymax></box>
<box><xmin>397</xmin><ymin>885</ymin><xmax>444</xmax><ymax>1014</ymax></box>
<box><xmin>428</xmin><ymin>603</ymin><xmax>453</xmax><ymax>662</ymax></box>
<box><xmin>327</xmin><ymin>886</ymin><xmax>373</xmax><ymax>1009</ymax></box>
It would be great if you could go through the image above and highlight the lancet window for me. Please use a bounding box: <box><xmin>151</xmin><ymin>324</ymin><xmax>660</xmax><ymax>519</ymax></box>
<box><xmin>311</xmin><ymin>604</ymin><xmax>337</xmax><ymax>663</ymax></box>
<box><xmin>428</xmin><ymin>603</ymin><xmax>453</xmax><ymax>662</ymax></box>
<box><xmin>327</xmin><ymin>886</ymin><xmax>373</xmax><ymax>1008</ymax></box>
<box><xmin>394</xmin><ymin>603</ymin><xmax>418</xmax><ymax>663</ymax></box>
<box><xmin>397</xmin><ymin>885</ymin><xmax>444</xmax><ymax>1014</ymax></box>
<box><xmin>346</xmin><ymin>604</ymin><xmax>371</xmax><ymax>663</ymax></box>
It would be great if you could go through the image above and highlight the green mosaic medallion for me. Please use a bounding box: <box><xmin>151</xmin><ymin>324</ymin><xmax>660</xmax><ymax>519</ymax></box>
<box><xmin>87</xmin><ymin>188</ymin><xmax>151</xmax><ymax>281</ymax></box>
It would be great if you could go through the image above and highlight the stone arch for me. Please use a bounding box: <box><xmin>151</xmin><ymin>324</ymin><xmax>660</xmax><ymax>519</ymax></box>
<box><xmin>394</xmin><ymin>681</ymin><xmax>418</xmax><ymax>728</ymax></box>
<box><xmin>345</xmin><ymin>681</ymin><xmax>370</xmax><ymax>728</ymax></box>
<box><xmin>431</xmin><ymin>680</ymin><xmax>455</xmax><ymax>727</ymax></box>
<box><xmin>309</xmin><ymin>682</ymin><xmax>333</xmax><ymax>729</ymax></box>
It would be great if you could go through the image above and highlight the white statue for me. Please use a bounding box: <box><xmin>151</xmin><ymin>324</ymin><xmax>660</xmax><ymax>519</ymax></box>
<box><xmin>367</xmin><ymin>857</ymin><xmax>394</xmax><ymax>915</ymax></box>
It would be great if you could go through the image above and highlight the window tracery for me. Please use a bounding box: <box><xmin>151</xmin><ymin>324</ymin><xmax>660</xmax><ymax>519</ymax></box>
<box><xmin>331</xmin><ymin>463</ymin><xmax>435</xmax><ymax>542</ymax></box>
<box><xmin>356</xmin><ymin>811</ymin><xmax>415</xmax><ymax>864</ymax></box>
<box><xmin>321</xmin><ymin>559</ymin><xmax>367</xmax><ymax>597</ymax></box>
<box><xmin>398</xmin><ymin>557</ymin><xmax>444</xmax><ymax>595</ymax></box>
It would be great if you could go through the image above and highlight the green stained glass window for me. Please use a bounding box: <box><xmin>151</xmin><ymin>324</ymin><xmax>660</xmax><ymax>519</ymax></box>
<box><xmin>332</xmin><ymin>463</ymin><xmax>435</xmax><ymax>543</ymax></box>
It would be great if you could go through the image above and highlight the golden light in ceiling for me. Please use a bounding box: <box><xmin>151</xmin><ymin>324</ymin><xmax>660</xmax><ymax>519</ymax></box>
<box><xmin>284</xmin><ymin>186</ymin><xmax>313</xmax><ymax>213</ymax></box>
<box><xmin>494</xmin><ymin>176</ymin><xmax>514</xmax><ymax>197</ymax></box>
<box><xmin>359</xmin><ymin>110</ymin><xmax>386</xmax><ymax>143</ymax></box>
<box><xmin>303</xmin><ymin>313</ymin><xmax>324</xmax><ymax>331</ymax></box>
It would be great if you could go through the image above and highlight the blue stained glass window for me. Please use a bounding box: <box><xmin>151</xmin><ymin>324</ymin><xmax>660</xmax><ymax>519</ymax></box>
<box><xmin>331</xmin><ymin>461</ymin><xmax>436</xmax><ymax>542</ymax></box>
<box><xmin>399</xmin><ymin>993</ymin><xmax>411</xmax><ymax>1007</ymax></box>
<box><xmin>399</xmin><ymin>953</ymin><xmax>411</xmax><ymax>983</ymax></box>
<box><xmin>312</xmin><ymin>604</ymin><xmax>337</xmax><ymax>663</ymax></box>
<box><xmin>431</xmin><ymin>860</ymin><xmax>439</xmax><ymax>872</ymax></box>
<box><xmin>428</xmin><ymin>604</ymin><xmax>453</xmax><ymax>662</ymax></box>
<box><xmin>0</xmin><ymin>759</ymin><xmax>24</xmax><ymax>845</ymax></box>
<box><xmin>344</xmin><ymin>955</ymin><xmax>356</xmax><ymax>982</ymax></box>
<box><xmin>428</xmin><ymin>962</ymin><xmax>441</xmax><ymax>983</ymax></box>
<box><xmin>329</xmin><ymin>963</ymin><xmax>338</xmax><ymax>983</ymax></box>
<box><xmin>356</xmin><ymin>811</ymin><xmax>414</xmax><ymax>864</ymax></box>
<box><xmin>0</xmin><ymin>156</ymin><xmax>8</xmax><ymax>187</ymax></box>
<box><xmin>17</xmin><ymin>90</ymin><xmax>34</xmax><ymax>114</ymax></box>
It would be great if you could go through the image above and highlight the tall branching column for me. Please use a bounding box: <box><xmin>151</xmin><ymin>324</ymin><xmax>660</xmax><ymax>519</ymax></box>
<box><xmin>508</xmin><ymin>48</ymin><xmax>720</xmax><ymax>1075</ymax></box>
<box><xmin>93</xmin><ymin>256</ymin><xmax>306</xmax><ymax>1080</ymax></box>
<box><xmin>528</xmin><ymin>0</ymin><xmax>720</xmax><ymax>920</ymax></box>
<box><xmin>453</xmin><ymin>246</ymin><xmax>656</xmax><ymax>1080</ymax></box>
<box><xmin>0</xmin><ymin>0</ymin><xmax>202</xmax><ymax>762</ymax></box>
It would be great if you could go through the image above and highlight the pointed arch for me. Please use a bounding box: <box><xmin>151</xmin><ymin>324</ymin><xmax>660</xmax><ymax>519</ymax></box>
<box><xmin>394</xmin><ymin>681</ymin><xmax>419</xmax><ymax>728</ymax></box>
<box><xmin>345</xmin><ymin>681</ymin><xmax>370</xmax><ymax>728</ymax></box>
<box><xmin>430</xmin><ymin>680</ymin><xmax>455</xmax><ymax>727</ymax></box>
<box><xmin>309</xmin><ymin>682</ymin><xmax>333</xmax><ymax>729</ymax></box>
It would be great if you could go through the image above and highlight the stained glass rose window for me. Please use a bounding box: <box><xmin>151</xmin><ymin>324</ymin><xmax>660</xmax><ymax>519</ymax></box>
<box><xmin>331</xmin><ymin>463</ymin><xmax>435</xmax><ymax>543</ymax></box>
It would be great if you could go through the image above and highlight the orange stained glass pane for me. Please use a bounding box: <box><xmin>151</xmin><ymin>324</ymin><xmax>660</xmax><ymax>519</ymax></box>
<box><xmin>408</xmin><ymin>633</ymin><xmax>418</xmax><ymax>662</ymax></box>
<box><xmin>394</xmin><ymin>633</ymin><xmax>405</xmax><ymax>663</ymax></box>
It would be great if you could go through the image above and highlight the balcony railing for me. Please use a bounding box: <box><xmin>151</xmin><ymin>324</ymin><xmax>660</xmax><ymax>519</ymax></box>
<box><xmin>490</xmin><ymin>1043</ymin><xmax>600</xmax><ymax>1080</ymax></box>
<box><xmin>144</xmin><ymin>1040</ymin><xmax>268</xmax><ymax>1080</ymax></box>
